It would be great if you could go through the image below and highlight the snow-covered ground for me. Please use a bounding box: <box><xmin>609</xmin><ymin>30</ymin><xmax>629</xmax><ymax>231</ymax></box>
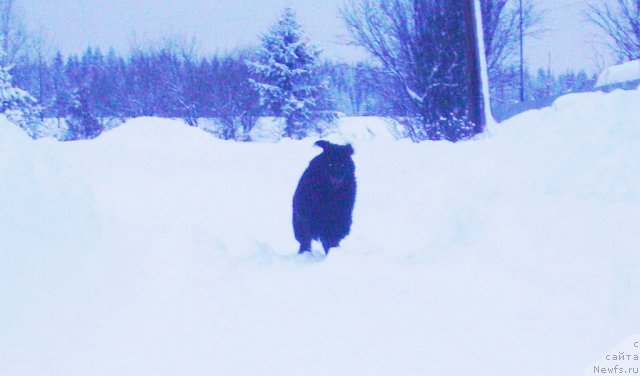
<box><xmin>2</xmin><ymin>87</ymin><xmax>640</xmax><ymax>375</ymax></box>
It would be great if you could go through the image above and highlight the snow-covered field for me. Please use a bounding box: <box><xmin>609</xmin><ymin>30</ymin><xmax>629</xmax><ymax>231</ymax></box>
<box><xmin>2</xmin><ymin>87</ymin><xmax>640</xmax><ymax>375</ymax></box>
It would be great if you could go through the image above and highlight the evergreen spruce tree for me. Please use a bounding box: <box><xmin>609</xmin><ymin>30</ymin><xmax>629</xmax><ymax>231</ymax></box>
<box><xmin>64</xmin><ymin>83</ymin><xmax>103</xmax><ymax>140</ymax></box>
<box><xmin>0</xmin><ymin>52</ymin><xmax>42</xmax><ymax>138</ymax></box>
<box><xmin>249</xmin><ymin>7</ymin><xmax>331</xmax><ymax>139</ymax></box>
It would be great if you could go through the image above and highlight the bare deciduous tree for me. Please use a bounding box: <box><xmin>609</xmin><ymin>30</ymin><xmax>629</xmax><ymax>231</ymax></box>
<box><xmin>0</xmin><ymin>0</ymin><xmax>30</xmax><ymax>65</ymax></box>
<box><xmin>480</xmin><ymin>0</ymin><xmax>545</xmax><ymax>87</ymax></box>
<box><xmin>588</xmin><ymin>0</ymin><xmax>640</xmax><ymax>62</ymax></box>
<box><xmin>341</xmin><ymin>0</ymin><xmax>478</xmax><ymax>141</ymax></box>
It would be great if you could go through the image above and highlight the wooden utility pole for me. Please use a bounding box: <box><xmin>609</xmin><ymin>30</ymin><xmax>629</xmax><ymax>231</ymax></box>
<box><xmin>462</xmin><ymin>0</ymin><xmax>486</xmax><ymax>134</ymax></box>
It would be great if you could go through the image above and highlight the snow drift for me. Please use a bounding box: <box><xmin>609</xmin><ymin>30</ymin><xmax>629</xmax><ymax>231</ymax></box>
<box><xmin>1</xmin><ymin>87</ymin><xmax>640</xmax><ymax>375</ymax></box>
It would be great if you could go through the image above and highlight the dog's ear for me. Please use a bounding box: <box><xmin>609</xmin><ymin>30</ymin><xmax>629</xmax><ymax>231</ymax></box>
<box><xmin>344</xmin><ymin>144</ymin><xmax>354</xmax><ymax>155</ymax></box>
<box><xmin>315</xmin><ymin>140</ymin><xmax>354</xmax><ymax>155</ymax></box>
<box><xmin>314</xmin><ymin>140</ymin><xmax>333</xmax><ymax>150</ymax></box>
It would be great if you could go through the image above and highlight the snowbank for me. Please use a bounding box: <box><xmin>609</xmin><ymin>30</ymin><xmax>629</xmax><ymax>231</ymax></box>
<box><xmin>595</xmin><ymin>59</ymin><xmax>640</xmax><ymax>90</ymax></box>
<box><xmin>1</xmin><ymin>87</ymin><xmax>640</xmax><ymax>375</ymax></box>
<box><xmin>197</xmin><ymin>115</ymin><xmax>402</xmax><ymax>143</ymax></box>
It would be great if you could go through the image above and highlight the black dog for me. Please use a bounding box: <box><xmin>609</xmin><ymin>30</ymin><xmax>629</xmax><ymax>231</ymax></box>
<box><xmin>292</xmin><ymin>140</ymin><xmax>356</xmax><ymax>254</ymax></box>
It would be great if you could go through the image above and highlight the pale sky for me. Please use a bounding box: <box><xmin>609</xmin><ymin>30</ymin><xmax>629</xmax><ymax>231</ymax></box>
<box><xmin>21</xmin><ymin>0</ymin><xmax>616</xmax><ymax>74</ymax></box>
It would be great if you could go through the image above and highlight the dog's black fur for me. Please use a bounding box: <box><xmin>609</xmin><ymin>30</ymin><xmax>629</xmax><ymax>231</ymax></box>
<box><xmin>292</xmin><ymin>140</ymin><xmax>356</xmax><ymax>254</ymax></box>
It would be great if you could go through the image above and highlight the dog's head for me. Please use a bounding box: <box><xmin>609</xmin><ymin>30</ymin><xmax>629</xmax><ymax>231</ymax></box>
<box><xmin>314</xmin><ymin>140</ymin><xmax>355</xmax><ymax>189</ymax></box>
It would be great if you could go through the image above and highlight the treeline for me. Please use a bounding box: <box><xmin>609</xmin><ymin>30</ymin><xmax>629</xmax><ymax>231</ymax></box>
<box><xmin>9</xmin><ymin>45</ymin><xmax>595</xmax><ymax>140</ymax></box>
<box><xmin>10</xmin><ymin>46</ymin><xmax>397</xmax><ymax>140</ymax></box>
<box><xmin>12</xmin><ymin>48</ymin><xmax>259</xmax><ymax>131</ymax></box>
